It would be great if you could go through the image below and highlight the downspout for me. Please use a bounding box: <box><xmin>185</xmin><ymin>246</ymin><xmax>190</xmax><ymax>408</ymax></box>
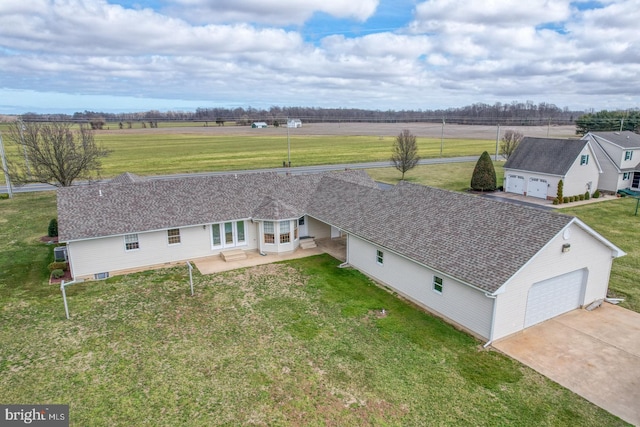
<box><xmin>483</xmin><ymin>293</ymin><xmax>498</xmax><ymax>348</ymax></box>
<box><xmin>256</xmin><ymin>220</ymin><xmax>266</xmax><ymax>256</ymax></box>
<box><xmin>338</xmin><ymin>233</ymin><xmax>350</xmax><ymax>268</ymax></box>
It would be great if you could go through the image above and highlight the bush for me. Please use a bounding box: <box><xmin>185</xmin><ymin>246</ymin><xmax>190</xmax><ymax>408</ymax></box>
<box><xmin>552</xmin><ymin>198</ymin><xmax>559</xmax><ymax>205</ymax></box>
<box><xmin>48</xmin><ymin>261</ymin><xmax>68</xmax><ymax>272</ymax></box>
<box><xmin>593</xmin><ymin>190</ymin><xmax>601</xmax><ymax>199</ymax></box>
<box><xmin>585</xmin><ymin>191</ymin><xmax>590</xmax><ymax>200</ymax></box>
<box><xmin>557</xmin><ymin>179</ymin><xmax>564</xmax><ymax>203</ymax></box>
<box><xmin>563</xmin><ymin>197</ymin><xmax>569</xmax><ymax>203</ymax></box>
<box><xmin>48</xmin><ymin>218</ymin><xmax>58</xmax><ymax>237</ymax></box>
<box><xmin>579</xmin><ymin>194</ymin><xmax>585</xmax><ymax>201</ymax></box>
<box><xmin>470</xmin><ymin>151</ymin><xmax>497</xmax><ymax>191</ymax></box>
<box><xmin>0</xmin><ymin>193</ymin><xmax>8</xmax><ymax>200</ymax></box>
<box><xmin>51</xmin><ymin>269</ymin><xmax>65</xmax><ymax>279</ymax></box>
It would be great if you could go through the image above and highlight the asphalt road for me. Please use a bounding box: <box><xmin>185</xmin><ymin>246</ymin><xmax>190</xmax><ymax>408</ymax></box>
<box><xmin>0</xmin><ymin>156</ymin><xmax>479</xmax><ymax>193</ymax></box>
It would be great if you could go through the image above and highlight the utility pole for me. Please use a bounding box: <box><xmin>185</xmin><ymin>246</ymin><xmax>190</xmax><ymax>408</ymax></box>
<box><xmin>18</xmin><ymin>119</ymin><xmax>30</xmax><ymax>178</ymax></box>
<box><xmin>0</xmin><ymin>132</ymin><xmax>13</xmax><ymax>198</ymax></box>
<box><xmin>287</xmin><ymin>117</ymin><xmax>291</xmax><ymax>167</ymax></box>
<box><xmin>495</xmin><ymin>124</ymin><xmax>500</xmax><ymax>161</ymax></box>
<box><xmin>440</xmin><ymin>118</ymin><xmax>445</xmax><ymax>157</ymax></box>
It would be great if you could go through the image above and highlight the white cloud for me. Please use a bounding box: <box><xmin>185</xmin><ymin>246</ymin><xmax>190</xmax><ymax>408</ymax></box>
<box><xmin>166</xmin><ymin>0</ymin><xmax>380</xmax><ymax>25</ymax></box>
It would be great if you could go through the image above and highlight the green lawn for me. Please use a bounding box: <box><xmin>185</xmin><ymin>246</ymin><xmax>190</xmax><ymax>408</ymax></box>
<box><xmin>0</xmin><ymin>190</ymin><xmax>632</xmax><ymax>426</ymax></box>
<box><xmin>561</xmin><ymin>197</ymin><xmax>640</xmax><ymax>312</ymax></box>
<box><xmin>0</xmin><ymin>128</ymin><xmax>495</xmax><ymax>183</ymax></box>
<box><xmin>367</xmin><ymin>160</ymin><xmax>505</xmax><ymax>191</ymax></box>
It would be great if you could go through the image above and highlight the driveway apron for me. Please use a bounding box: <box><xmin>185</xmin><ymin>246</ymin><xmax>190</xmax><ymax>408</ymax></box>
<box><xmin>493</xmin><ymin>303</ymin><xmax>640</xmax><ymax>426</ymax></box>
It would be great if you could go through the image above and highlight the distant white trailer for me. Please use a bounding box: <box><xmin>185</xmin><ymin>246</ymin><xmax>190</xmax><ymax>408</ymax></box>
<box><xmin>287</xmin><ymin>119</ymin><xmax>302</xmax><ymax>128</ymax></box>
<box><xmin>252</xmin><ymin>122</ymin><xmax>268</xmax><ymax>128</ymax></box>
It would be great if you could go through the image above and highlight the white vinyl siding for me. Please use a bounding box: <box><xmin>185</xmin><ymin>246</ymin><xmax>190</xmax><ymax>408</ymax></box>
<box><xmin>66</xmin><ymin>223</ymin><xmax>259</xmax><ymax>279</ymax></box>
<box><xmin>492</xmin><ymin>222</ymin><xmax>615</xmax><ymax>340</ymax></box>
<box><xmin>348</xmin><ymin>235</ymin><xmax>493</xmax><ymax>339</ymax></box>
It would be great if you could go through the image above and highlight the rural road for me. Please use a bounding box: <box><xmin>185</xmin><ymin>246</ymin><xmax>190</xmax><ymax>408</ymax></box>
<box><xmin>0</xmin><ymin>156</ymin><xmax>479</xmax><ymax>193</ymax></box>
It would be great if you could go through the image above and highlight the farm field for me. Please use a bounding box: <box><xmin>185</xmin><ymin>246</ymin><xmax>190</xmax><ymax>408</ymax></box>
<box><xmin>0</xmin><ymin>123</ymin><xmax>576</xmax><ymax>183</ymax></box>
<box><xmin>0</xmin><ymin>192</ymin><xmax>628</xmax><ymax>426</ymax></box>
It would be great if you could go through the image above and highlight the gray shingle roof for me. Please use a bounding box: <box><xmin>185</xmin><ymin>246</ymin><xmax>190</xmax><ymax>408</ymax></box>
<box><xmin>109</xmin><ymin>172</ymin><xmax>145</xmax><ymax>184</ymax></box>
<box><xmin>57</xmin><ymin>170</ymin><xmax>376</xmax><ymax>242</ymax></box>
<box><xmin>589</xmin><ymin>131</ymin><xmax>640</xmax><ymax>149</ymax></box>
<box><xmin>59</xmin><ymin>169</ymin><xmax>581</xmax><ymax>293</ymax></box>
<box><xmin>504</xmin><ymin>137</ymin><xmax>588</xmax><ymax>175</ymax></box>
<box><xmin>307</xmin><ymin>178</ymin><xmax>573</xmax><ymax>293</ymax></box>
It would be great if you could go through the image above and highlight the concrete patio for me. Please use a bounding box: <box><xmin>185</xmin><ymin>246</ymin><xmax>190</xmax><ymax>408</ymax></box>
<box><xmin>192</xmin><ymin>237</ymin><xmax>346</xmax><ymax>274</ymax></box>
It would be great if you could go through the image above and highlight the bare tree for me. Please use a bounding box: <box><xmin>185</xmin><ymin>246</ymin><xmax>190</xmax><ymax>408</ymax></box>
<box><xmin>6</xmin><ymin>121</ymin><xmax>110</xmax><ymax>187</ymax></box>
<box><xmin>391</xmin><ymin>129</ymin><xmax>420</xmax><ymax>180</ymax></box>
<box><xmin>500</xmin><ymin>130</ymin><xmax>524</xmax><ymax>160</ymax></box>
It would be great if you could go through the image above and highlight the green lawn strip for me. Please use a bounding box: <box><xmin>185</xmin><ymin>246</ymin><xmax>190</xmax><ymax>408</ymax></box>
<box><xmin>561</xmin><ymin>197</ymin><xmax>640</xmax><ymax>312</ymax></box>
<box><xmin>1</xmin><ymin>256</ymin><xmax>626</xmax><ymax>426</ymax></box>
<box><xmin>367</xmin><ymin>161</ymin><xmax>505</xmax><ymax>191</ymax></box>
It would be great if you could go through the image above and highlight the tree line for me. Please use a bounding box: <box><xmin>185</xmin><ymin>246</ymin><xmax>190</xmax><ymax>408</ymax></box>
<box><xmin>18</xmin><ymin>100</ymin><xmax>583</xmax><ymax>126</ymax></box>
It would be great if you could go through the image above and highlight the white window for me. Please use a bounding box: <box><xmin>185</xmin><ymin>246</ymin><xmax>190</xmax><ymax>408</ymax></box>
<box><xmin>124</xmin><ymin>234</ymin><xmax>139</xmax><ymax>251</ymax></box>
<box><xmin>167</xmin><ymin>229</ymin><xmax>181</xmax><ymax>245</ymax></box>
<box><xmin>580</xmin><ymin>154</ymin><xmax>589</xmax><ymax>165</ymax></box>
<box><xmin>625</xmin><ymin>151</ymin><xmax>633</xmax><ymax>161</ymax></box>
<box><xmin>94</xmin><ymin>272</ymin><xmax>109</xmax><ymax>280</ymax></box>
<box><xmin>433</xmin><ymin>276</ymin><xmax>443</xmax><ymax>294</ymax></box>
<box><xmin>279</xmin><ymin>221</ymin><xmax>291</xmax><ymax>243</ymax></box>
<box><xmin>224</xmin><ymin>222</ymin><xmax>234</xmax><ymax>245</ymax></box>
<box><xmin>264</xmin><ymin>221</ymin><xmax>275</xmax><ymax>244</ymax></box>
<box><xmin>623</xmin><ymin>172</ymin><xmax>631</xmax><ymax>180</ymax></box>
<box><xmin>211</xmin><ymin>224</ymin><xmax>222</xmax><ymax>246</ymax></box>
<box><xmin>376</xmin><ymin>250</ymin><xmax>384</xmax><ymax>265</ymax></box>
<box><xmin>211</xmin><ymin>221</ymin><xmax>246</xmax><ymax>248</ymax></box>
<box><xmin>237</xmin><ymin>221</ymin><xmax>245</xmax><ymax>244</ymax></box>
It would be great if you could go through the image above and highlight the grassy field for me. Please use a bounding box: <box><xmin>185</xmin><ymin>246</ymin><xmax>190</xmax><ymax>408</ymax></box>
<box><xmin>0</xmin><ymin>192</ymin><xmax>628</xmax><ymax>425</ymax></box>
<box><xmin>368</xmin><ymin>161</ymin><xmax>506</xmax><ymax>191</ymax></box>
<box><xmin>0</xmin><ymin>124</ymin><xmax>495</xmax><ymax>183</ymax></box>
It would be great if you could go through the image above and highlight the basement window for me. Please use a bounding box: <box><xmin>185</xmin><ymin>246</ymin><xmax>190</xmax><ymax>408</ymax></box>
<box><xmin>433</xmin><ymin>276</ymin><xmax>443</xmax><ymax>294</ymax></box>
<box><xmin>94</xmin><ymin>272</ymin><xmax>109</xmax><ymax>280</ymax></box>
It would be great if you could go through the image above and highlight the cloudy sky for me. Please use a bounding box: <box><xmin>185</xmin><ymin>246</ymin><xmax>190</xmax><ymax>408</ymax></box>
<box><xmin>1</xmin><ymin>0</ymin><xmax>638</xmax><ymax>114</ymax></box>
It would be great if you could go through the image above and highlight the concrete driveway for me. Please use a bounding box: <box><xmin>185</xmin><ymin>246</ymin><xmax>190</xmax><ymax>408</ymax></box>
<box><xmin>493</xmin><ymin>303</ymin><xmax>640</xmax><ymax>426</ymax></box>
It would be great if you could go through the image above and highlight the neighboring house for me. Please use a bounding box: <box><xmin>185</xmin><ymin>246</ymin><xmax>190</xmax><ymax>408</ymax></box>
<box><xmin>57</xmin><ymin>170</ymin><xmax>624</xmax><ymax>343</ymax></box>
<box><xmin>581</xmin><ymin>131</ymin><xmax>640</xmax><ymax>193</ymax></box>
<box><xmin>503</xmin><ymin>137</ymin><xmax>601</xmax><ymax>200</ymax></box>
<box><xmin>251</xmin><ymin>122</ymin><xmax>268</xmax><ymax>128</ymax></box>
<box><xmin>287</xmin><ymin>119</ymin><xmax>302</xmax><ymax>128</ymax></box>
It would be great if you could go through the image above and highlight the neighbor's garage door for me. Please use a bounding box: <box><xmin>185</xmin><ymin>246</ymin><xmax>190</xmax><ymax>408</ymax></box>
<box><xmin>506</xmin><ymin>175</ymin><xmax>525</xmax><ymax>194</ymax></box>
<box><xmin>528</xmin><ymin>178</ymin><xmax>548</xmax><ymax>199</ymax></box>
<box><xmin>524</xmin><ymin>269</ymin><xmax>586</xmax><ymax>328</ymax></box>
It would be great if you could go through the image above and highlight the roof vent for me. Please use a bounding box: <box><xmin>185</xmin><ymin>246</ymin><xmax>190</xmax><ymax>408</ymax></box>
<box><xmin>99</xmin><ymin>189</ymin><xmax>103</xmax><ymax>197</ymax></box>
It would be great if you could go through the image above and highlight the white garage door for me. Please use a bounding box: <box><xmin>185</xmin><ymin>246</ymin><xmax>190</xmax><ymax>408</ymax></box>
<box><xmin>528</xmin><ymin>178</ymin><xmax>548</xmax><ymax>199</ymax></box>
<box><xmin>506</xmin><ymin>175</ymin><xmax>525</xmax><ymax>194</ymax></box>
<box><xmin>524</xmin><ymin>269</ymin><xmax>586</xmax><ymax>328</ymax></box>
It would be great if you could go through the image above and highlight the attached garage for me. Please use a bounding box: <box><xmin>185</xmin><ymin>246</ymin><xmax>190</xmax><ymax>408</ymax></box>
<box><xmin>506</xmin><ymin>175</ymin><xmax>525</xmax><ymax>194</ymax></box>
<box><xmin>524</xmin><ymin>269</ymin><xmax>586</xmax><ymax>328</ymax></box>
<box><xmin>528</xmin><ymin>177</ymin><xmax>548</xmax><ymax>199</ymax></box>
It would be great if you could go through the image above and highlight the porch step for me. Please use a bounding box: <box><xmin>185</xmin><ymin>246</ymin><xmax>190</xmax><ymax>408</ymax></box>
<box><xmin>221</xmin><ymin>249</ymin><xmax>247</xmax><ymax>262</ymax></box>
<box><xmin>300</xmin><ymin>238</ymin><xmax>317</xmax><ymax>249</ymax></box>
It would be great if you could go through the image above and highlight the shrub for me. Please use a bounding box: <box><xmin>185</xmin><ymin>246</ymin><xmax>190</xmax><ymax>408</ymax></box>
<box><xmin>48</xmin><ymin>218</ymin><xmax>58</xmax><ymax>237</ymax></box>
<box><xmin>470</xmin><ymin>151</ymin><xmax>497</xmax><ymax>191</ymax></box>
<box><xmin>579</xmin><ymin>194</ymin><xmax>585</xmax><ymax>201</ymax></box>
<box><xmin>0</xmin><ymin>193</ymin><xmax>9</xmax><ymax>200</ymax></box>
<box><xmin>51</xmin><ymin>269</ymin><xmax>65</xmax><ymax>279</ymax></box>
<box><xmin>552</xmin><ymin>198</ymin><xmax>559</xmax><ymax>205</ymax></box>
<box><xmin>593</xmin><ymin>190</ymin><xmax>600</xmax><ymax>198</ymax></box>
<box><xmin>563</xmin><ymin>196</ymin><xmax>569</xmax><ymax>203</ymax></box>
<box><xmin>556</xmin><ymin>179</ymin><xmax>564</xmax><ymax>203</ymax></box>
<box><xmin>585</xmin><ymin>191</ymin><xmax>590</xmax><ymax>200</ymax></box>
<box><xmin>48</xmin><ymin>261</ymin><xmax>68</xmax><ymax>272</ymax></box>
